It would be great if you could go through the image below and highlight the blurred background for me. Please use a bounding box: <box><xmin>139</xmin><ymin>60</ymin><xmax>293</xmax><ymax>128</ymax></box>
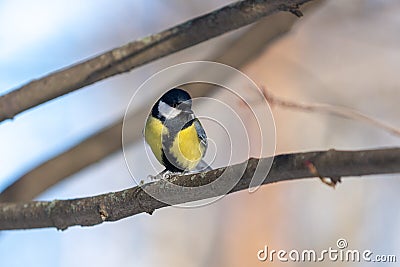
<box><xmin>1</xmin><ymin>0</ymin><xmax>400</xmax><ymax>266</ymax></box>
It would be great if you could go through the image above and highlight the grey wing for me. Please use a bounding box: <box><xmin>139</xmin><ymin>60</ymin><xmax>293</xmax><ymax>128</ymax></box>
<box><xmin>193</xmin><ymin>118</ymin><xmax>208</xmax><ymax>153</ymax></box>
<box><xmin>193</xmin><ymin>118</ymin><xmax>212</xmax><ymax>171</ymax></box>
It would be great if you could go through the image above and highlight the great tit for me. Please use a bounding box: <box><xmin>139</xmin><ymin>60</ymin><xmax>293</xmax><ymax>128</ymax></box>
<box><xmin>144</xmin><ymin>88</ymin><xmax>210</xmax><ymax>173</ymax></box>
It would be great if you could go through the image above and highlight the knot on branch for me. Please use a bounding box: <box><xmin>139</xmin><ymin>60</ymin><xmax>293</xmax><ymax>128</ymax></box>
<box><xmin>280</xmin><ymin>4</ymin><xmax>304</xmax><ymax>17</ymax></box>
<box><xmin>98</xmin><ymin>204</ymin><xmax>109</xmax><ymax>221</ymax></box>
<box><xmin>304</xmin><ymin>160</ymin><xmax>342</xmax><ymax>188</ymax></box>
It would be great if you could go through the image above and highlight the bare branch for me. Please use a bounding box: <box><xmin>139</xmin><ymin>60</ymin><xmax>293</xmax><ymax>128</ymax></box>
<box><xmin>0</xmin><ymin>148</ymin><xmax>399</xmax><ymax>230</ymax></box>
<box><xmin>0</xmin><ymin>117</ymin><xmax>131</xmax><ymax>203</ymax></box>
<box><xmin>0</xmin><ymin>6</ymin><xmax>313</xmax><ymax>203</ymax></box>
<box><xmin>261</xmin><ymin>86</ymin><xmax>400</xmax><ymax>137</ymax></box>
<box><xmin>0</xmin><ymin>0</ymin><xmax>315</xmax><ymax>123</ymax></box>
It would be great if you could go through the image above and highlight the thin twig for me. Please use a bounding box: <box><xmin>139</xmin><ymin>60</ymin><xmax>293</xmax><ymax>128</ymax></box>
<box><xmin>261</xmin><ymin>86</ymin><xmax>400</xmax><ymax>137</ymax></box>
<box><xmin>0</xmin><ymin>0</ymin><xmax>314</xmax><ymax>123</ymax></box>
<box><xmin>0</xmin><ymin>148</ymin><xmax>399</xmax><ymax>230</ymax></box>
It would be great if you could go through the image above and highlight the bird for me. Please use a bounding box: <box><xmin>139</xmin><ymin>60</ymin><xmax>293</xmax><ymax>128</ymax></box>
<box><xmin>144</xmin><ymin>88</ymin><xmax>210</xmax><ymax>175</ymax></box>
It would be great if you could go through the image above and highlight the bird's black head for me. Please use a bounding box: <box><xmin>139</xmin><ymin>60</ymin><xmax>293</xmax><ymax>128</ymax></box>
<box><xmin>160</xmin><ymin>88</ymin><xmax>192</xmax><ymax>108</ymax></box>
<box><xmin>152</xmin><ymin>88</ymin><xmax>192</xmax><ymax>120</ymax></box>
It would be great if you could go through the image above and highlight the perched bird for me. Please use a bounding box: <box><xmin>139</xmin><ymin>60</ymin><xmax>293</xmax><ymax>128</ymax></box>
<box><xmin>144</xmin><ymin>88</ymin><xmax>210</xmax><ymax>174</ymax></box>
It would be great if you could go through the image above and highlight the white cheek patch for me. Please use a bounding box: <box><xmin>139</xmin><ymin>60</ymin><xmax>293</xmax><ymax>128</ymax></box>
<box><xmin>158</xmin><ymin>101</ymin><xmax>181</xmax><ymax>119</ymax></box>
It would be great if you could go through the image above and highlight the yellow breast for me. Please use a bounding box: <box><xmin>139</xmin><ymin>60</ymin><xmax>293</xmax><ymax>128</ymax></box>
<box><xmin>144</xmin><ymin>116</ymin><xmax>167</xmax><ymax>165</ymax></box>
<box><xmin>145</xmin><ymin>116</ymin><xmax>206</xmax><ymax>171</ymax></box>
<box><xmin>169</xmin><ymin>123</ymin><xmax>205</xmax><ymax>170</ymax></box>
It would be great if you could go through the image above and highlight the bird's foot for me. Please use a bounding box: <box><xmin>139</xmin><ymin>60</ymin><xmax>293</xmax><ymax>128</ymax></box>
<box><xmin>147</xmin><ymin>169</ymin><xmax>179</xmax><ymax>180</ymax></box>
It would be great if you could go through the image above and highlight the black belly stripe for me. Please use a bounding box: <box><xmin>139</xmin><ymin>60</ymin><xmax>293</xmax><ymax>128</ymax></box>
<box><xmin>161</xmin><ymin>114</ymin><xmax>197</xmax><ymax>172</ymax></box>
<box><xmin>162</xmin><ymin>150</ymin><xmax>184</xmax><ymax>172</ymax></box>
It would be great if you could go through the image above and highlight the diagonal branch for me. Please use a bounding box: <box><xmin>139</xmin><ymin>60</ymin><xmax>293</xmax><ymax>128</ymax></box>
<box><xmin>261</xmin><ymin>87</ymin><xmax>400</xmax><ymax>137</ymax></box>
<box><xmin>0</xmin><ymin>0</ymin><xmax>314</xmax><ymax>123</ymax></box>
<box><xmin>0</xmin><ymin>148</ymin><xmax>399</xmax><ymax>230</ymax></box>
<box><xmin>0</xmin><ymin>4</ymin><xmax>315</xmax><ymax>203</ymax></box>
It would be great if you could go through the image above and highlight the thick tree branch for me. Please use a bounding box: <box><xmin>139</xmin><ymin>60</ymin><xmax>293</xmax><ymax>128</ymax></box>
<box><xmin>0</xmin><ymin>6</ymin><xmax>313</xmax><ymax>203</ymax></box>
<box><xmin>0</xmin><ymin>0</ymin><xmax>314</xmax><ymax>123</ymax></box>
<box><xmin>0</xmin><ymin>148</ymin><xmax>399</xmax><ymax>231</ymax></box>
